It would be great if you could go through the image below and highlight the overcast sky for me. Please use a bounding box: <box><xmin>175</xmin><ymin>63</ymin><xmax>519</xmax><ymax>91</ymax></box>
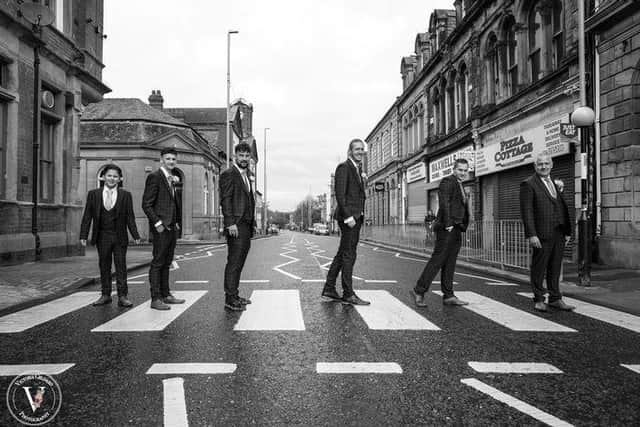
<box><xmin>103</xmin><ymin>0</ymin><xmax>453</xmax><ymax>211</ymax></box>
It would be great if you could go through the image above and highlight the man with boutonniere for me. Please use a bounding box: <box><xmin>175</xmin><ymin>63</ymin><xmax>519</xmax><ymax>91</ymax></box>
<box><xmin>142</xmin><ymin>147</ymin><xmax>185</xmax><ymax>310</ymax></box>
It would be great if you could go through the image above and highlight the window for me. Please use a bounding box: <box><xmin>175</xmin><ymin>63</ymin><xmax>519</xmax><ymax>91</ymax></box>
<box><xmin>0</xmin><ymin>101</ymin><xmax>6</xmax><ymax>198</ymax></box>
<box><xmin>503</xmin><ymin>17</ymin><xmax>518</xmax><ymax>96</ymax></box>
<box><xmin>204</xmin><ymin>172</ymin><xmax>209</xmax><ymax>215</ymax></box>
<box><xmin>529</xmin><ymin>5</ymin><xmax>543</xmax><ymax>82</ymax></box>
<box><xmin>433</xmin><ymin>88</ymin><xmax>441</xmax><ymax>135</ymax></box>
<box><xmin>447</xmin><ymin>71</ymin><xmax>457</xmax><ymax>130</ymax></box>
<box><xmin>458</xmin><ymin>63</ymin><xmax>469</xmax><ymax>123</ymax></box>
<box><xmin>40</xmin><ymin>119</ymin><xmax>55</xmax><ymax>202</ymax></box>
<box><xmin>552</xmin><ymin>0</ymin><xmax>564</xmax><ymax>69</ymax></box>
<box><xmin>486</xmin><ymin>33</ymin><xmax>499</xmax><ymax>103</ymax></box>
<box><xmin>440</xmin><ymin>79</ymin><xmax>448</xmax><ymax>133</ymax></box>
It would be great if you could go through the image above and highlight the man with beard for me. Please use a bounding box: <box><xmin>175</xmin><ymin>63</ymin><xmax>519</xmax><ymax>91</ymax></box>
<box><xmin>220</xmin><ymin>142</ymin><xmax>256</xmax><ymax>311</ymax></box>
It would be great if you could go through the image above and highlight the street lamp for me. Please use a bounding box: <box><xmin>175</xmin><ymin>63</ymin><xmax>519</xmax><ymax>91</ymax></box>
<box><xmin>19</xmin><ymin>2</ymin><xmax>54</xmax><ymax>261</ymax></box>
<box><xmin>263</xmin><ymin>127</ymin><xmax>270</xmax><ymax>234</ymax></box>
<box><xmin>572</xmin><ymin>0</ymin><xmax>596</xmax><ymax>286</ymax></box>
<box><xmin>226</xmin><ymin>30</ymin><xmax>239</xmax><ymax>169</ymax></box>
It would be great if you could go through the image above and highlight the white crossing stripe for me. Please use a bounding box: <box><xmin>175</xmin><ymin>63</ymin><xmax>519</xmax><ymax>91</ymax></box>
<box><xmin>485</xmin><ymin>282</ymin><xmax>519</xmax><ymax>286</ymax></box>
<box><xmin>353</xmin><ymin>290</ymin><xmax>440</xmax><ymax>330</ymax></box>
<box><xmin>468</xmin><ymin>362</ymin><xmax>563</xmax><ymax>374</ymax></box>
<box><xmin>0</xmin><ymin>364</ymin><xmax>75</xmax><ymax>376</ymax></box>
<box><xmin>621</xmin><ymin>364</ymin><xmax>640</xmax><ymax>374</ymax></box>
<box><xmin>91</xmin><ymin>291</ymin><xmax>207</xmax><ymax>332</ymax></box>
<box><xmin>461</xmin><ymin>378</ymin><xmax>574</xmax><ymax>427</ymax></box>
<box><xmin>434</xmin><ymin>291</ymin><xmax>576</xmax><ymax>332</ymax></box>
<box><xmin>175</xmin><ymin>280</ymin><xmax>208</xmax><ymax>284</ymax></box>
<box><xmin>364</xmin><ymin>280</ymin><xmax>398</xmax><ymax>284</ymax></box>
<box><xmin>240</xmin><ymin>280</ymin><xmax>270</xmax><ymax>283</ymax></box>
<box><xmin>128</xmin><ymin>281</ymin><xmax>145</xmax><ymax>284</ymax></box>
<box><xmin>316</xmin><ymin>362</ymin><xmax>402</xmax><ymax>374</ymax></box>
<box><xmin>147</xmin><ymin>363</ymin><xmax>236</xmax><ymax>375</ymax></box>
<box><xmin>234</xmin><ymin>290</ymin><xmax>305</xmax><ymax>331</ymax></box>
<box><xmin>433</xmin><ymin>281</ymin><xmax>459</xmax><ymax>285</ymax></box>
<box><xmin>517</xmin><ymin>293</ymin><xmax>640</xmax><ymax>333</ymax></box>
<box><xmin>163</xmin><ymin>378</ymin><xmax>188</xmax><ymax>427</ymax></box>
<box><xmin>0</xmin><ymin>292</ymin><xmax>106</xmax><ymax>333</ymax></box>
<box><xmin>301</xmin><ymin>279</ymin><xmax>325</xmax><ymax>283</ymax></box>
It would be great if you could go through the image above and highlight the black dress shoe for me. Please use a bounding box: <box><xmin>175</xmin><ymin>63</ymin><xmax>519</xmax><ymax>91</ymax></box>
<box><xmin>92</xmin><ymin>295</ymin><xmax>112</xmax><ymax>306</ymax></box>
<box><xmin>117</xmin><ymin>296</ymin><xmax>133</xmax><ymax>308</ymax></box>
<box><xmin>163</xmin><ymin>294</ymin><xmax>186</xmax><ymax>304</ymax></box>
<box><xmin>151</xmin><ymin>299</ymin><xmax>170</xmax><ymax>310</ymax></box>
<box><xmin>411</xmin><ymin>290</ymin><xmax>428</xmax><ymax>307</ymax></box>
<box><xmin>321</xmin><ymin>287</ymin><xmax>341</xmax><ymax>301</ymax></box>
<box><xmin>238</xmin><ymin>296</ymin><xmax>252</xmax><ymax>305</ymax></box>
<box><xmin>225</xmin><ymin>299</ymin><xmax>246</xmax><ymax>311</ymax></box>
<box><xmin>341</xmin><ymin>294</ymin><xmax>371</xmax><ymax>305</ymax></box>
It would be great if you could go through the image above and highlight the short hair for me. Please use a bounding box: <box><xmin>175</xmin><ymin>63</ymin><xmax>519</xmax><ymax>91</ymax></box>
<box><xmin>235</xmin><ymin>142</ymin><xmax>252</xmax><ymax>154</ymax></box>
<box><xmin>160</xmin><ymin>147</ymin><xmax>178</xmax><ymax>157</ymax></box>
<box><xmin>349</xmin><ymin>138</ymin><xmax>365</xmax><ymax>151</ymax></box>
<box><xmin>454</xmin><ymin>158</ymin><xmax>469</xmax><ymax>167</ymax></box>
<box><xmin>100</xmin><ymin>163</ymin><xmax>122</xmax><ymax>178</ymax></box>
<box><xmin>535</xmin><ymin>151</ymin><xmax>553</xmax><ymax>163</ymax></box>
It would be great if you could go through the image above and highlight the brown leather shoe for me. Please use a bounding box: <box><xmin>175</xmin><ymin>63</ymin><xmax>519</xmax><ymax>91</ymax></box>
<box><xmin>92</xmin><ymin>295</ymin><xmax>112</xmax><ymax>306</ymax></box>
<box><xmin>534</xmin><ymin>301</ymin><xmax>549</xmax><ymax>312</ymax></box>
<box><xmin>548</xmin><ymin>300</ymin><xmax>575</xmax><ymax>311</ymax></box>
<box><xmin>341</xmin><ymin>294</ymin><xmax>371</xmax><ymax>306</ymax></box>
<box><xmin>163</xmin><ymin>294</ymin><xmax>185</xmax><ymax>304</ymax></box>
<box><xmin>118</xmin><ymin>296</ymin><xmax>133</xmax><ymax>308</ymax></box>
<box><xmin>321</xmin><ymin>287</ymin><xmax>341</xmax><ymax>301</ymax></box>
<box><xmin>151</xmin><ymin>299</ymin><xmax>170</xmax><ymax>310</ymax></box>
<box><xmin>443</xmin><ymin>296</ymin><xmax>469</xmax><ymax>306</ymax></box>
<box><xmin>412</xmin><ymin>290</ymin><xmax>428</xmax><ymax>307</ymax></box>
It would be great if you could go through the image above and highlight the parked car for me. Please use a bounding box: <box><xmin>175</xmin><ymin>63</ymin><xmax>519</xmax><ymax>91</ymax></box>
<box><xmin>268</xmin><ymin>224</ymin><xmax>279</xmax><ymax>235</ymax></box>
<box><xmin>313</xmin><ymin>223</ymin><xmax>330</xmax><ymax>235</ymax></box>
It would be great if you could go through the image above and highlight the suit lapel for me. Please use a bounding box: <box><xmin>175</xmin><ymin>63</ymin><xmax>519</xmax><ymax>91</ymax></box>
<box><xmin>233</xmin><ymin>165</ymin><xmax>250</xmax><ymax>196</ymax></box>
<box><xmin>158</xmin><ymin>169</ymin><xmax>174</xmax><ymax>199</ymax></box>
<box><xmin>535</xmin><ymin>175</ymin><xmax>557</xmax><ymax>202</ymax></box>
<box><xmin>94</xmin><ymin>189</ymin><xmax>102</xmax><ymax>221</ymax></box>
<box><xmin>349</xmin><ymin>160</ymin><xmax>363</xmax><ymax>190</ymax></box>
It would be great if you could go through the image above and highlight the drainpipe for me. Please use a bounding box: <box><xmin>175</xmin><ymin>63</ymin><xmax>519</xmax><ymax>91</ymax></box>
<box><xmin>594</xmin><ymin>34</ymin><xmax>602</xmax><ymax>240</ymax></box>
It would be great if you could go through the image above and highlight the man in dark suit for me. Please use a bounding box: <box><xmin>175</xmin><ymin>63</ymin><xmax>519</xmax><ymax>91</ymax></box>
<box><xmin>220</xmin><ymin>142</ymin><xmax>256</xmax><ymax>311</ymax></box>
<box><xmin>322</xmin><ymin>138</ymin><xmax>370</xmax><ymax>305</ymax></box>
<box><xmin>80</xmin><ymin>164</ymin><xmax>140</xmax><ymax>307</ymax></box>
<box><xmin>142</xmin><ymin>147</ymin><xmax>185</xmax><ymax>310</ymax></box>
<box><xmin>412</xmin><ymin>158</ymin><xmax>470</xmax><ymax>307</ymax></box>
<box><xmin>520</xmin><ymin>152</ymin><xmax>575</xmax><ymax>312</ymax></box>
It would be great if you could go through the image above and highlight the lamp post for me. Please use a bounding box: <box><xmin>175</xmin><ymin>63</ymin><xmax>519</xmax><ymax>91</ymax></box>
<box><xmin>19</xmin><ymin>3</ymin><xmax>54</xmax><ymax>261</ymax></box>
<box><xmin>263</xmin><ymin>127</ymin><xmax>270</xmax><ymax>234</ymax></box>
<box><xmin>226</xmin><ymin>30</ymin><xmax>238</xmax><ymax>169</ymax></box>
<box><xmin>572</xmin><ymin>0</ymin><xmax>596</xmax><ymax>286</ymax></box>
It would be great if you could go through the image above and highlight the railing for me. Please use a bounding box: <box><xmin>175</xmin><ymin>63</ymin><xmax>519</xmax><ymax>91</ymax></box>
<box><xmin>362</xmin><ymin>220</ymin><xmax>532</xmax><ymax>272</ymax></box>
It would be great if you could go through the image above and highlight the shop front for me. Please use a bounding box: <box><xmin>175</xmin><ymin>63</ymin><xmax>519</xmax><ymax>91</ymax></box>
<box><xmin>406</xmin><ymin>161</ymin><xmax>427</xmax><ymax>224</ymax></box>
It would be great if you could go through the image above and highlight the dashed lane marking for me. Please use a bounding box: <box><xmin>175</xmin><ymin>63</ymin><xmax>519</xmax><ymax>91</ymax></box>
<box><xmin>148</xmin><ymin>363</ymin><xmax>237</xmax><ymax>375</ymax></box>
<box><xmin>434</xmin><ymin>291</ymin><xmax>576</xmax><ymax>332</ymax></box>
<box><xmin>316</xmin><ymin>362</ymin><xmax>403</xmax><ymax>374</ymax></box>
<box><xmin>175</xmin><ymin>280</ymin><xmax>209</xmax><ymax>284</ymax></box>
<box><xmin>353</xmin><ymin>290</ymin><xmax>441</xmax><ymax>330</ymax></box>
<box><xmin>234</xmin><ymin>290</ymin><xmax>305</xmax><ymax>331</ymax></box>
<box><xmin>517</xmin><ymin>293</ymin><xmax>640</xmax><ymax>333</ymax></box>
<box><xmin>240</xmin><ymin>280</ymin><xmax>270</xmax><ymax>283</ymax></box>
<box><xmin>91</xmin><ymin>291</ymin><xmax>207</xmax><ymax>332</ymax></box>
<box><xmin>468</xmin><ymin>362</ymin><xmax>563</xmax><ymax>374</ymax></box>
<box><xmin>621</xmin><ymin>364</ymin><xmax>640</xmax><ymax>374</ymax></box>
<box><xmin>0</xmin><ymin>364</ymin><xmax>75</xmax><ymax>376</ymax></box>
<box><xmin>163</xmin><ymin>378</ymin><xmax>189</xmax><ymax>427</ymax></box>
<box><xmin>461</xmin><ymin>378</ymin><xmax>574</xmax><ymax>427</ymax></box>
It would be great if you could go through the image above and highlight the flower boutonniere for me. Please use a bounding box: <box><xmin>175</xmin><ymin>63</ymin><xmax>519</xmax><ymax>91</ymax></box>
<box><xmin>361</xmin><ymin>172</ymin><xmax>368</xmax><ymax>183</ymax></box>
<box><xmin>168</xmin><ymin>175</ymin><xmax>180</xmax><ymax>185</ymax></box>
<box><xmin>553</xmin><ymin>178</ymin><xmax>564</xmax><ymax>193</ymax></box>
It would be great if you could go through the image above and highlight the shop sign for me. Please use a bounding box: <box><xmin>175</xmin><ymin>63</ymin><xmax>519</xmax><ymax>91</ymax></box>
<box><xmin>475</xmin><ymin>118</ymin><xmax>571</xmax><ymax>177</ymax></box>
<box><xmin>406</xmin><ymin>162</ymin><xmax>426</xmax><ymax>183</ymax></box>
<box><xmin>560</xmin><ymin>123</ymin><xmax>578</xmax><ymax>138</ymax></box>
<box><xmin>429</xmin><ymin>145</ymin><xmax>475</xmax><ymax>182</ymax></box>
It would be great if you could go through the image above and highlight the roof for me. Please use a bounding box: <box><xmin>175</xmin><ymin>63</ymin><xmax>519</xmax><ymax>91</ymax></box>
<box><xmin>163</xmin><ymin>108</ymin><xmax>227</xmax><ymax>125</ymax></box>
<box><xmin>82</xmin><ymin>98</ymin><xmax>188</xmax><ymax>127</ymax></box>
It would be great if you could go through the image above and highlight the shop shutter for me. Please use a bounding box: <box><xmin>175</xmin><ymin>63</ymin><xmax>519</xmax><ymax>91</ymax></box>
<box><xmin>407</xmin><ymin>180</ymin><xmax>427</xmax><ymax>223</ymax></box>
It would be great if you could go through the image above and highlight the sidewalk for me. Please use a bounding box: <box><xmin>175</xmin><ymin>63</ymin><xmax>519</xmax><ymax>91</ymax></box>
<box><xmin>363</xmin><ymin>238</ymin><xmax>640</xmax><ymax>316</ymax></box>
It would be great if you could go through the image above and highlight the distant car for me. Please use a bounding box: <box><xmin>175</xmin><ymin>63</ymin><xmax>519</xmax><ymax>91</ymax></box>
<box><xmin>268</xmin><ymin>224</ymin><xmax>279</xmax><ymax>235</ymax></box>
<box><xmin>307</xmin><ymin>226</ymin><xmax>315</xmax><ymax>233</ymax></box>
<box><xmin>313</xmin><ymin>223</ymin><xmax>330</xmax><ymax>235</ymax></box>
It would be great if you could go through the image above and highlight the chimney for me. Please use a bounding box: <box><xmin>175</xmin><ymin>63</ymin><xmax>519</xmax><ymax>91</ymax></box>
<box><xmin>148</xmin><ymin>89</ymin><xmax>164</xmax><ymax>110</ymax></box>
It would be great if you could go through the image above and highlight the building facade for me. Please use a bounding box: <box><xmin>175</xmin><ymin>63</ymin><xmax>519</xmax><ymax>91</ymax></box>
<box><xmin>0</xmin><ymin>0</ymin><xmax>109</xmax><ymax>265</ymax></box>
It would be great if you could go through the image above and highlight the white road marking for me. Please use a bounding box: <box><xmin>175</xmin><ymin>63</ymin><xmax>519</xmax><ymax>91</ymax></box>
<box><xmin>128</xmin><ymin>281</ymin><xmax>145</xmax><ymax>284</ymax></box>
<box><xmin>170</xmin><ymin>261</ymin><xmax>180</xmax><ymax>270</ymax></box>
<box><xmin>352</xmin><ymin>290</ymin><xmax>440</xmax><ymax>330</ymax></box>
<box><xmin>147</xmin><ymin>363</ymin><xmax>236</xmax><ymax>375</ymax></box>
<box><xmin>0</xmin><ymin>364</ymin><xmax>75</xmax><ymax>376</ymax></box>
<box><xmin>163</xmin><ymin>377</ymin><xmax>189</xmax><ymax>427</ymax></box>
<box><xmin>240</xmin><ymin>280</ymin><xmax>270</xmax><ymax>283</ymax></box>
<box><xmin>91</xmin><ymin>291</ymin><xmax>207</xmax><ymax>332</ymax></box>
<box><xmin>621</xmin><ymin>364</ymin><xmax>640</xmax><ymax>374</ymax></box>
<box><xmin>0</xmin><ymin>292</ymin><xmax>109</xmax><ymax>333</ymax></box>
<box><xmin>395</xmin><ymin>253</ymin><xmax>425</xmax><ymax>262</ymax></box>
<box><xmin>364</xmin><ymin>280</ymin><xmax>398</xmax><ymax>284</ymax></box>
<box><xmin>485</xmin><ymin>281</ymin><xmax>519</xmax><ymax>286</ymax></box>
<box><xmin>517</xmin><ymin>292</ymin><xmax>640</xmax><ymax>333</ymax></box>
<box><xmin>175</xmin><ymin>280</ymin><xmax>208</xmax><ymax>284</ymax></box>
<box><xmin>456</xmin><ymin>272</ymin><xmax>495</xmax><ymax>281</ymax></box>
<box><xmin>273</xmin><ymin>248</ymin><xmax>302</xmax><ymax>280</ymax></box>
<box><xmin>234</xmin><ymin>290</ymin><xmax>305</xmax><ymax>331</ymax></box>
<box><xmin>433</xmin><ymin>291</ymin><xmax>576</xmax><ymax>332</ymax></box>
<box><xmin>301</xmin><ymin>279</ymin><xmax>325</xmax><ymax>283</ymax></box>
<box><xmin>461</xmin><ymin>378</ymin><xmax>573</xmax><ymax>427</ymax></box>
<box><xmin>316</xmin><ymin>362</ymin><xmax>403</xmax><ymax>374</ymax></box>
<box><xmin>433</xmin><ymin>281</ymin><xmax>459</xmax><ymax>285</ymax></box>
<box><xmin>468</xmin><ymin>362</ymin><xmax>563</xmax><ymax>374</ymax></box>
<box><xmin>128</xmin><ymin>273</ymin><xmax>147</xmax><ymax>280</ymax></box>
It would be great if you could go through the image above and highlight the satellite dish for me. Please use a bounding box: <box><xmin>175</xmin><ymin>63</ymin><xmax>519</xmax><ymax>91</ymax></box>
<box><xmin>19</xmin><ymin>2</ymin><xmax>55</xmax><ymax>27</ymax></box>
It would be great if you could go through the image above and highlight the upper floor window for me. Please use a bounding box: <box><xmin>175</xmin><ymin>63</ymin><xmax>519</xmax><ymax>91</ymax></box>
<box><xmin>40</xmin><ymin>118</ymin><xmax>55</xmax><ymax>202</ymax></box>
<box><xmin>433</xmin><ymin>88</ymin><xmax>441</xmax><ymax>135</ymax></box>
<box><xmin>486</xmin><ymin>33</ymin><xmax>499</xmax><ymax>103</ymax></box>
<box><xmin>552</xmin><ymin>1</ymin><xmax>564</xmax><ymax>69</ymax></box>
<box><xmin>503</xmin><ymin>16</ymin><xmax>518</xmax><ymax>96</ymax></box>
<box><xmin>446</xmin><ymin>72</ymin><xmax>456</xmax><ymax>131</ymax></box>
<box><xmin>0</xmin><ymin>100</ymin><xmax>6</xmax><ymax>199</ymax></box>
<box><xmin>528</xmin><ymin>5</ymin><xmax>544</xmax><ymax>82</ymax></box>
<box><xmin>457</xmin><ymin>63</ymin><xmax>469</xmax><ymax>123</ymax></box>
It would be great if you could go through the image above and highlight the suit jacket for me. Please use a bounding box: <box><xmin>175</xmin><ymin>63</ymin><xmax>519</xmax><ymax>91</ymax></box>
<box><xmin>80</xmin><ymin>188</ymin><xmax>140</xmax><ymax>246</ymax></box>
<box><xmin>434</xmin><ymin>174</ymin><xmax>470</xmax><ymax>232</ymax></box>
<box><xmin>220</xmin><ymin>165</ymin><xmax>256</xmax><ymax>230</ymax></box>
<box><xmin>520</xmin><ymin>173</ymin><xmax>571</xmax><ymax>239</ymax></box>
<box><xmin>333</xmin><ymin>159</ymin><xmax>366</xmax><ymax>222</ymax></box>
<box><xmin>142</xmin><ymin>169</ymin><xmax>182</xmax><ymax>230</ymax></box>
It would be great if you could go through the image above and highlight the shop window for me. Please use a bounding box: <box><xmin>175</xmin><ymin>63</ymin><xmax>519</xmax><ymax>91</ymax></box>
<box><xmin>552</xmin><ymin>0</ymin><xmax>564</xmax><ymax>70</ymax></box>
<box><xmin>528</xmin><ymin>4</ymin><xmax>544</xmax><ymax>83</ymax></box>
<box><xmin>40</xmin><ymin>118</ymin><xmax>55</xmax><ymax>202</ymax></box>
<box><xmin>503</xmin><ymin>16</ymin><xmax>518</xmax><ymax>96</ymax></box>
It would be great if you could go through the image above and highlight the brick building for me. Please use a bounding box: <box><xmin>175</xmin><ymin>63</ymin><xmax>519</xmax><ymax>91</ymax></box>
<box><xmin>0</xmin><ymin>0</ymin><xmax>109</xmax><ymax>265</ymax></box>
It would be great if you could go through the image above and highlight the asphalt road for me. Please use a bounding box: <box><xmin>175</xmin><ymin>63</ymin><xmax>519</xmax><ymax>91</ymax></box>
<box><xmin>1</xmin><ymin>231</ymin><xmax>639</xmax><ymax>426</ymax></box>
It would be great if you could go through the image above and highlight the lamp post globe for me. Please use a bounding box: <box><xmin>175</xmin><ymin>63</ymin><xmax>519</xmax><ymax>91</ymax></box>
<box><xmin>571</xmin><ymin>106</ymin><xmax>595</xmax><ymax>127</ymax></box>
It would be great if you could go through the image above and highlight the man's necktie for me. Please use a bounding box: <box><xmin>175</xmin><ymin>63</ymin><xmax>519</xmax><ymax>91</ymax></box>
<box><xmin>357</xmin><ymin>164</ymin><xmax>363</xmax><ymax>184</ymax></box>
<box><xmin>545</xmin><ymin>177</ymin><xmax>557</xmax><ymax>198</ymax></box>
<box><xmin>167</xmin><ymin>176</ymin><xmax>175</xmax><ymax>197</ymax></box>
<box><xmin>105</xmin><ymin>190</ymin><xmax>113</xmax><ymax>210</ymax></box>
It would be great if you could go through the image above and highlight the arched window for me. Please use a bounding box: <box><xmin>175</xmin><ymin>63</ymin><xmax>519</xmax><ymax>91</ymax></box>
<box><xmin>204</xmin><ymin>172</ymin><xmax>209</xmax><ymax>215</ymax></box>
<box><xmin>552</xmin><ymin>0</ymin><xmax>564</xmax><ymax>69</ymax></box>
<box><xmin>458</xmin><ymin>63</ymin><xmax>469</xmax><ymax>123</ymax></box>
<box><xmin>417</xmin><ymin>103</ymin><xmax>424</xmax><ymax>149</ymax></box>
<box><xmin>447</xmin><ymin>71</ymin><xmax>457</xmax><ymax>131</ymax></box>
<box><xmin>433</xmin><ymin>88</ymin><xmax>441</xmax><ymax>135</ymax></box>
<box><xmin>529</xmin><ymin>5</ymin><xmax>544</xmax><ymax>82</ymax></box>
<box><xmin>486</xmin><ymin>33</ymin><xmax>499</xmax><ymax>103</ymax></box>
<box><xmin>503</xmin><ymin>16</ymin><xmax>518</xmax><ymax>96</ymax></box>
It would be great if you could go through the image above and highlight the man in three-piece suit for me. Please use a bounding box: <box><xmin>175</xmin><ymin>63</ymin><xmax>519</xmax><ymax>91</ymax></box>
<box><xmin>80</xmin><ymin>164</ymin><xmax>140</xmax><ymax>307</ymax></box>
<box><xmin>322</xmin><ymin>138</ymin><xmax>370</xmax><ymax>306</ymax></box>
<box><xmin>142</xmin><ymin>147</ymin><xmax>185</xmax><ymax>310</ymax></box>
<box><xmin>412</xmin><ymin>158</ymin><xmax>470</xmax><ymax>307</ymax></box>
<box><xmin>520</xmin><ymin>152</ymin><xmax>575</xmax><ymax>312</ymax></box>
<box><xmin>220</xmin><ymin>142</ymin><xmax>256</xmax><ymax>311</ymax></box>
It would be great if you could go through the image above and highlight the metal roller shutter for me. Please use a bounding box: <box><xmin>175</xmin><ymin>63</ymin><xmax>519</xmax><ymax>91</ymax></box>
<box><xmin>407</xmin><ymin>180</ymin><xmax>427</xmax><ymax>223</ymax></box>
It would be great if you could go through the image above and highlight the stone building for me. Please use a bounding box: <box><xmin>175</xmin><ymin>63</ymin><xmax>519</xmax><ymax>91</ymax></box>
<box><xmin>0</xmin><ymin>0</ymin><xmax>109</xmax><ymax>265</ymax></box>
